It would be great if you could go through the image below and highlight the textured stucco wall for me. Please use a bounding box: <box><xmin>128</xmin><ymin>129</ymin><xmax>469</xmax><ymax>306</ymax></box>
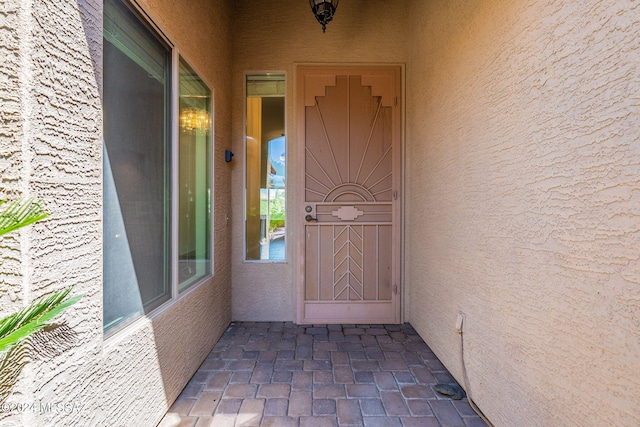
<box><xmin>0</xmin><ymin>0</ymin><xmax>232</xmax><ymax>426</ymax></box>
<box><xmin>231</xmin><ymin>0</ymin><xmax>410</xmax><ymax>321</ymax></box>
<box><xmin>101</xmin><ymin>1</ymin><xmax>233</xmax><ymax>424</ymax></box>
<box><xmin>0</xmin><ymin>0</ymin><xmax>27</xmax><ymax>317</ymax></box>
<box><xmin>100</xmin><ymin>0</ymin><xmax>234</xmax><ymax>425</ymax></box>
<box><xmin>406</xmin><ymin>1</ymin><xmax>640</xmax><ymax>426</ymax></box>
<box><xmin>0</xmin><ymin>1</ymin><xmax>103</xmax><ymax>426</ymax></box>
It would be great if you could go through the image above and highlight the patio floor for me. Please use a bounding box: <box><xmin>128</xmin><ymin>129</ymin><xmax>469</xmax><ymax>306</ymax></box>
<box><xmin>158</xmin><ymin>322</ymin><xmax>488</xmax><ymax>427</ymax></box>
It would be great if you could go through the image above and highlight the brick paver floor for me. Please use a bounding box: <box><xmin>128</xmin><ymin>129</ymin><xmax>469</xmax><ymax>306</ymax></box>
<box><xmin>158</xmin><ymin>322</ymin><xmax>488</xmax><ymax>427</ymax></box>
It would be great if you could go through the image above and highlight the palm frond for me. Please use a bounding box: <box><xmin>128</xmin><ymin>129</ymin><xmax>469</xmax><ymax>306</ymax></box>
<box><xmin>0</xmin><ymin>198</ymin><xmax>49</xmax><ymax>237</ymax></box>
<box><xmin>0</xmin><ymin>287</ymin><xmax>71</xmax><ymax>338</ymax></box>
<box><xmin>0</xmin><ymin>287</ymin><xmax>82</xmax><ymax>353</ymax></box>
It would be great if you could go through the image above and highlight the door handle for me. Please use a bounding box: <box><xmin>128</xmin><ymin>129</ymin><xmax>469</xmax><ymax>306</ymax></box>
<box><xmin>305</xmin><ymin>214</ymin><xmax>318</xmax><ymax>222</ymax></box>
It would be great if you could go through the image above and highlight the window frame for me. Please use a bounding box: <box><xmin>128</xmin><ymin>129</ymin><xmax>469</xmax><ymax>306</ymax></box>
<box><xmin>171</xmin><ymin>52</ymin><xmax>215</xmax><ymax>296</ymax></box>
<box><xmin>243</xmin><ymin>71</ymin><xmax>288</xmax><ymax>264</ymax></box>
<box><xmin>103</xmin><ymin>0</ymin><xmax>215</xmax><ymax>339</ymax></box>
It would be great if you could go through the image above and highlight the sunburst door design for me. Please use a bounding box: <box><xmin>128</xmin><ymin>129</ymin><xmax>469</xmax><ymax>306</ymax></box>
<box><xmin>297</xmin><ymin>66</ymin><xmax>401</xmax><ymax>324</ymax></box>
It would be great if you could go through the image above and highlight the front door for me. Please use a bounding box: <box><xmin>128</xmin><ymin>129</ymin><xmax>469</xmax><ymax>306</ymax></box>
<box><xmin>297</xmin><ymin>65</ymin><xmax>402</xmax><ymax>324</ymax></box>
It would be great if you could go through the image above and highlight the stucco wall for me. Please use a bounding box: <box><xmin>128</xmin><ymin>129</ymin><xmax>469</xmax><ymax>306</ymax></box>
<box><xmin>0</xmin><ymin>0</ymin><xmax>232</xmax><ymax>426</ymax></box>
<box><xmin>0</xmin><ymin>0</ymin><xmax>27</xmax><ymax>318</ymax></box>
<box><xmin>101</xmin><ymin>1</ymin><xmax>233</xmax><ymax>425</ymax></box>
<box><xmin>0</xmin><ymin>1</ymin><xmax>103</xmax><ymax>425</ymax></box>
<box><xmin>406</xmin><ymin>1</ymin><xmax>640</xmax><ymax>426</ymax></box>
<box><xmin>231</xmin><ymin>0</ymin><xmax>410</xmax><ymax>321</ymax></box>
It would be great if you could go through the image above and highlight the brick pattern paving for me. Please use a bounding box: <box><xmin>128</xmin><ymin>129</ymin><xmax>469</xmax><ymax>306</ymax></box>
<box><xmin>158</xmin><ymin>322</ymin><xmax>487</xmax><ymax>427</ymax></box>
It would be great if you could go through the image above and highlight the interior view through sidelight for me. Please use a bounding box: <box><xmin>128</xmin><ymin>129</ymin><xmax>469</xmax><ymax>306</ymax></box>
<box><xmin>245</xmin><ymin>74</ymin><xmax>286</xmax><ymax>261</ymax></box>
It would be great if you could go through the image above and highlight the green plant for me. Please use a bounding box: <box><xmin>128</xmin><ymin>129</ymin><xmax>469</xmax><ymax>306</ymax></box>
<box><xmin>0</xmin><ymin>287</ymin><xmax>81</xmax><ymax>354</ymax></box>
<box><xmin>0</xmin><ymin>198</ymin><xmax>49</xmax><ymax>237</ymax></box>
<box><xmin>0</xmin><ymin>198</ymin><xmax>81</xmax><ymax>401</ymax></box>
<box><xmin>269</xmin><ymin>219</ymin><xmax>285</xmax><ymax>233</ymax></box>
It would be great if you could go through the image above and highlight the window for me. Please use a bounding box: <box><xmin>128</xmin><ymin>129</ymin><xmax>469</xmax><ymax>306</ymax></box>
<box><xmin>245</xmin><ymin>74</ymin><xmax>286</xmax><ymax>261</ymax></box>
<box><xmin>103</xmin><ymin>0</ymin><xmax>212</xmax><ymax>335</ymax></box>
<box><xmin>178</xmin><ymin>59</ymin><xmax>212</xmax><ymax>291</ymax></box>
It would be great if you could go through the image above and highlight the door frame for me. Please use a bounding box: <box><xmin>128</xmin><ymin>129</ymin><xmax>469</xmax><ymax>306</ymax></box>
<box><xmin>294</xmin><ymin>63</ymin><xmax>405</xmax><ymax>324</ymax></box>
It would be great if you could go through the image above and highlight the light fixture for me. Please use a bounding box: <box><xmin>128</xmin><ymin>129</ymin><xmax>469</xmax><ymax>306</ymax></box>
<box><xmin>309</xmin><ymin>0</ymin><xmax>339</xmax><ymax>33</ymax></box>
<box><xmin>179</xmin><ymin>107</ymin><xmax>210</xmax><ymax>134</ymax></box>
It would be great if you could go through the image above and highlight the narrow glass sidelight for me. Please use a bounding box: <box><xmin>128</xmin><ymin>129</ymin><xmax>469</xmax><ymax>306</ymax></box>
<box><xmin>245</xmin><ymin>74</ymin><xmax>286</xmax><ymax>261</ymax></box>
<box><xmin>178</xmin><ymin>58</ymin><xmax>212</xmax><ymax>291</ymax></box>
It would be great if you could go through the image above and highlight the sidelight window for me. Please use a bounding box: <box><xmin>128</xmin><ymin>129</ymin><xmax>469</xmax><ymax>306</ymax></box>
<box><xmin>178</xmin><ymin>58</ymin><xmax>212</xmax><ymax>291</ymax></box>
<box><xmin>245</xmin><ymin>74</ymin><xmax>286</xmax><ymax>261</ymax></box>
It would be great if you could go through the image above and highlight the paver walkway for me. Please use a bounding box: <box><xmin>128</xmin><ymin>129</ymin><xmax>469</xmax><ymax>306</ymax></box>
<box><xmin>158</xmin><ymin>322</ymin><xmax>487</xmax><ymax>427</ymax></box>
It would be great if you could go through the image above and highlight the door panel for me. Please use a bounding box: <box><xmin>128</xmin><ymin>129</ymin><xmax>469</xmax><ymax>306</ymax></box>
<box><xmin>297</xmin><ymin>65</ymin><xmax>401</xmax><ymax>324</ymax></box>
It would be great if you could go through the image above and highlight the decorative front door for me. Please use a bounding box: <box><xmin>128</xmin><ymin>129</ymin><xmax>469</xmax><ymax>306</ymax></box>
<box><xmin>297</xmin><ymin>65</ymin><xmax>402</xmax><ymax>324</ymax></box>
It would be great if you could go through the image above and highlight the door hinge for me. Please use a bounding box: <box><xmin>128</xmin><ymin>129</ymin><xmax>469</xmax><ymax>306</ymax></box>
<box><xmin>394</xmin><ymin>96</ymin><xmax>398</xmax><ymax>106</ymax></box>
<box><xmin>393</xmin><ymin>190</ymin><xmax>398</xmax><ymax>200</ymax></box>
<box><xmin>393</xmin><ymin>285</ymin><xmax>398</xmax><ymax>295</ymax></box>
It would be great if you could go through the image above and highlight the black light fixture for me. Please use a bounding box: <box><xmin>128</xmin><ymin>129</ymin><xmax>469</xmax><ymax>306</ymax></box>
<box><xmin>309</xmin><ymin>0</ymin><xmax>339</xmax><ymax>33</ymax></box>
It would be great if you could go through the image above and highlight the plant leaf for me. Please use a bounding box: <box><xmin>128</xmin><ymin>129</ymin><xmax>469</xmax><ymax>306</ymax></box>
<box><xmin>0</xmin><ymin>287</ymin><xmax>71</xmax><ymax>338</ymax></box>
<box><xmin>0</xmin><ymin>198</ymin><xmax>49</xmax><ymax>237</ymax></box>
<box><xmin>0</xmin><ymin>288</ymin><xmax>82</xmax><ymax>353</ymax></box>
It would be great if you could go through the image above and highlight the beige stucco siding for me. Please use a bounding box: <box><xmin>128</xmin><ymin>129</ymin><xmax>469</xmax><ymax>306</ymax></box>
<box><xmin>0</xmin><ymin>0</ymin><xmax>28</xmax><ymax>316</ymax></box>
<box><xmin>1</xmin><ymin>0</ymin><xmax>638</xmax><ymax>425</ymax></box>
<box><xmin>406</xmin><ymin>1</ymin><xmax>640</xmax><ymax>426</ymax></box>
<box><xmin>0</xmin><ymin>0</ymin><xmax>232</xmax><ymax>426</ymax></box>
<box><xmin>0</xmin><ymin>1</ymin><xmax>104</xmax><ymax>426</ymax></box>
<box><xmin>101</xmin><ymin>0</ymin><xmax>234</xmax><ymax>425</ymax></box>
<box><xmin>230</xmin><ymin>0</ymin><xmax>410</xmax><ymax>322</ymax></box>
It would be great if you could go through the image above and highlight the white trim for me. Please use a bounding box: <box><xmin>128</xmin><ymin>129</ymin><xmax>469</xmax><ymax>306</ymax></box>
<box><xmin>170</xmin><ymin>48</ymin><xmax>180</xmax><ymax>299</ymax></box>
<box><xmin>399</xmin><ymin>63</ymin><xmax>407</xmax><ymax>323</ymax></box>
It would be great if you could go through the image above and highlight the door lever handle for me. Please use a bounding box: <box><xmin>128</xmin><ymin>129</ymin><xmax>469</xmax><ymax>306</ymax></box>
<box><xmin>305</xmin><ymin>214</ymin><xmax>318</xmax><ymax>222</ymax></box>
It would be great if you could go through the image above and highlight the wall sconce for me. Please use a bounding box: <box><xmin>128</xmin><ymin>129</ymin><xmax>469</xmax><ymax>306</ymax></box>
<box><xmin>309</xmin><ymin>0</ymin><xmax>339</xmax><ymax>33</ymax></box>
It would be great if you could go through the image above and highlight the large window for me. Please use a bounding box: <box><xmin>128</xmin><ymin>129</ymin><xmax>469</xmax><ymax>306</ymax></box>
<box><xmin>245</xmin><ymin>74</ymin><xmax>286</xmax><ymax>261</ymax></box>
<box><xmin>103</xmin><ymin>0</ymin><xmax>212</xmax><ymax>335</ymax></box>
